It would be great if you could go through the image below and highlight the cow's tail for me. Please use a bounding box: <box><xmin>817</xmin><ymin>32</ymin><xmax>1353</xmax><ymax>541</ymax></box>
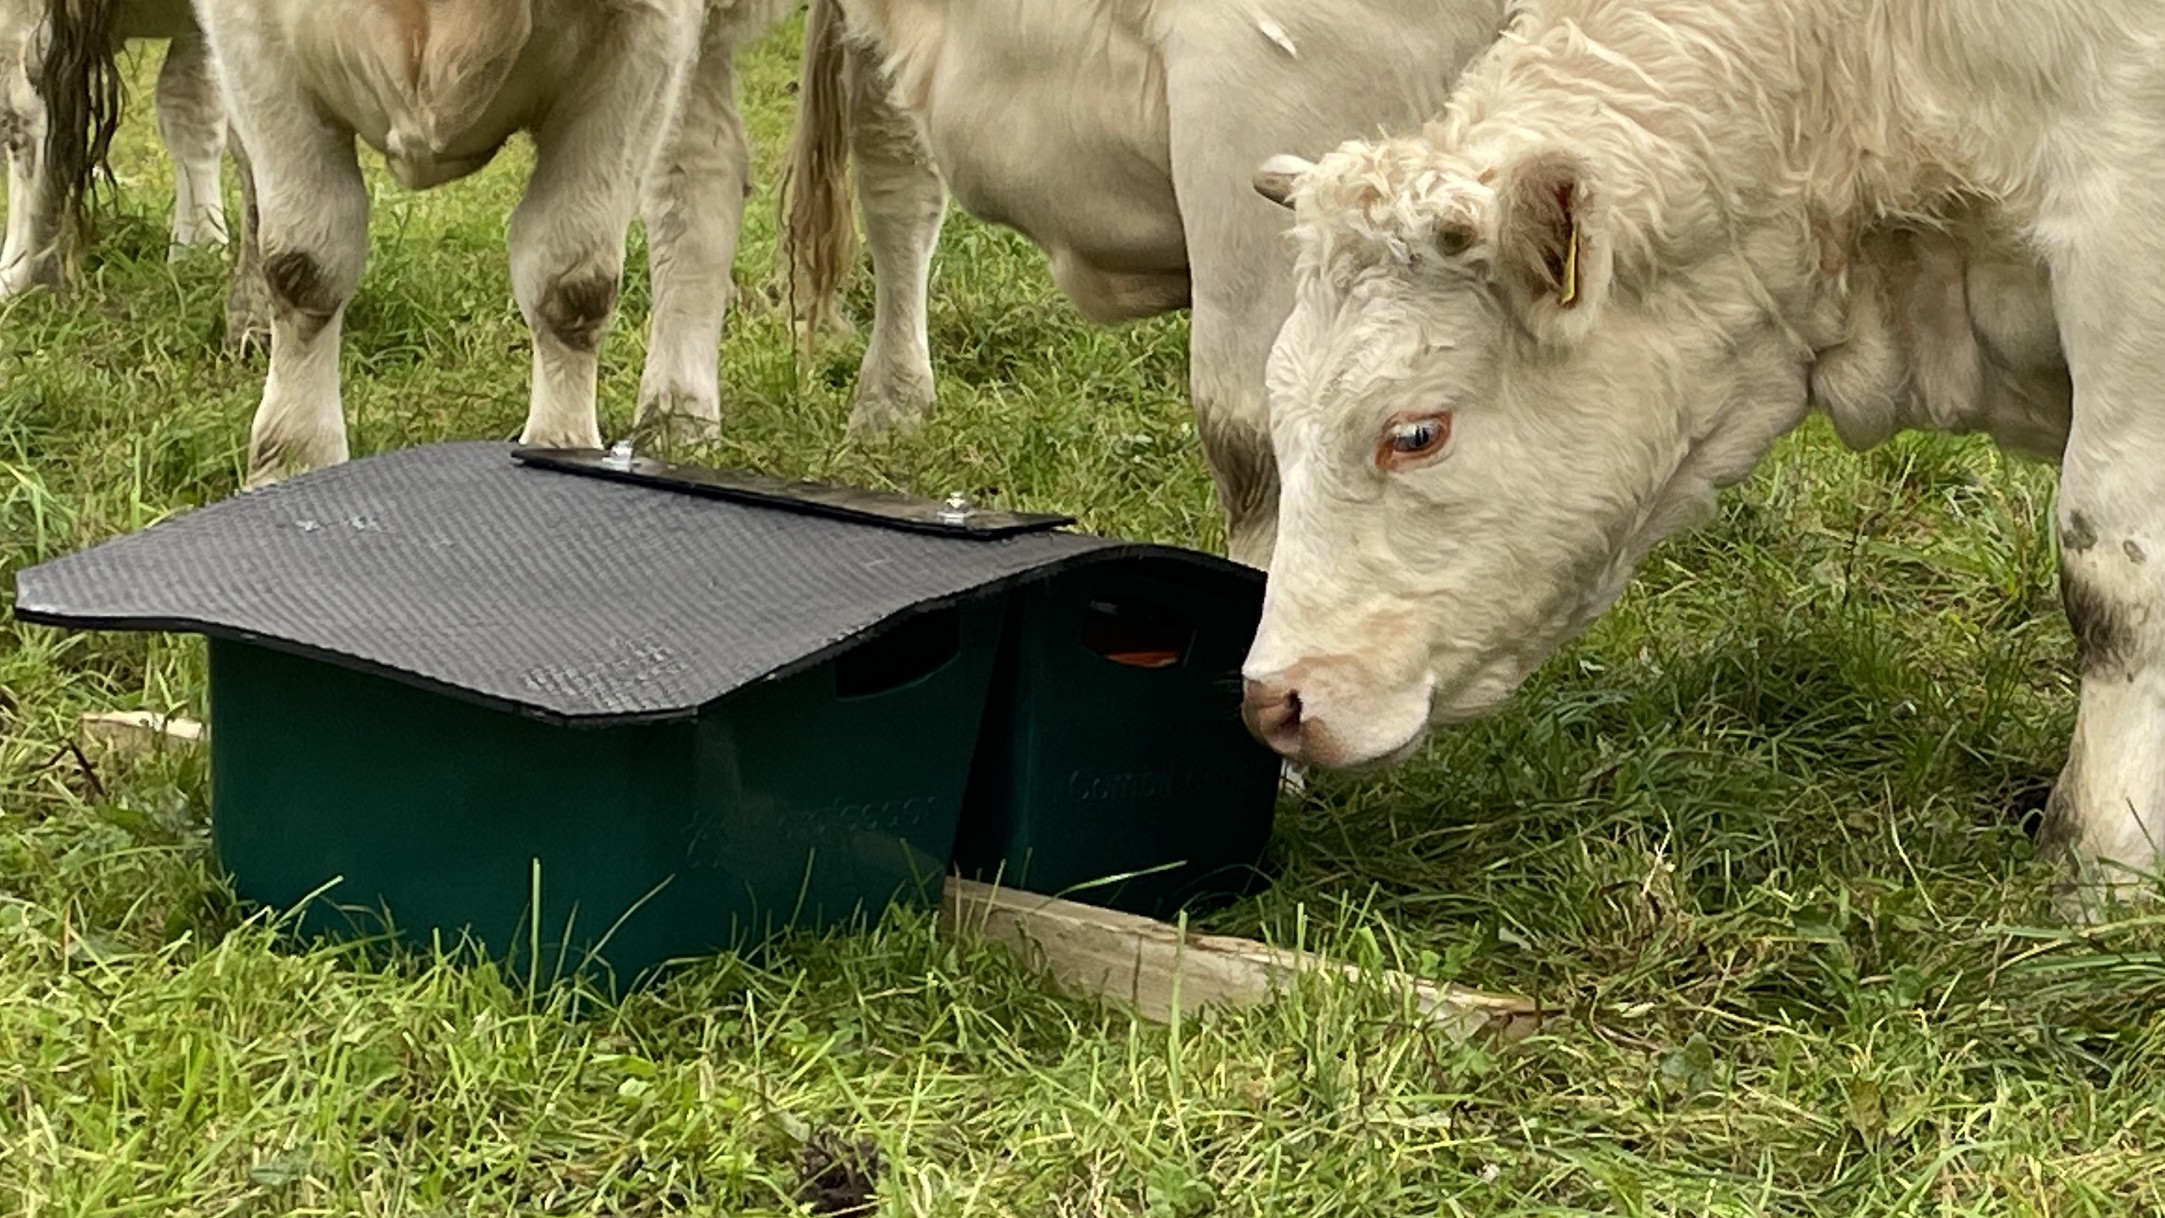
<box><xmin>36</xmin><ymin>0</ymin><xmax>129</xmax><ymax>254</ymax></box>
<box><xmin>776</xmin><ymin>0</ymin><xmax>858</xmax><ymax>354</ymax></box>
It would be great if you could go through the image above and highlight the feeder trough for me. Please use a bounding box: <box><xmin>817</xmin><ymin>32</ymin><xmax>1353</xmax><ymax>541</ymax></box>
<box><xmin>11</xmin><ymin>442</ymin><xmax>1280</xmax><ymax>988</ymax></box>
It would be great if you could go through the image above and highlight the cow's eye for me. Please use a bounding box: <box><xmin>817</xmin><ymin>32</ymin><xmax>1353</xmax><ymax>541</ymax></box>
<box><xmin>1376</xmin><ymin>411</ymin><xmax>1452</xmax><ymax>469</ymax></box>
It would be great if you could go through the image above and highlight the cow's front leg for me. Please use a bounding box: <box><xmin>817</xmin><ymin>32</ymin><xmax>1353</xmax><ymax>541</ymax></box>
<box><xmin>2041</xmin><ymin>492</ymin><xmax>2165</xmax><ymax>915</ymax></box>
<box><xmin>632</xmin><ymin>18</ymin><xmax>752</xmax><ymax>444</ymax></box>
<box><xmin>153</xmin><ymin>30</ymin><xmax>228</xmax><ymax>257</ymax></box>
<box><xmin>2037</xmin><ymin>186</ymin><xmax>2165</xmax><ymax>917</ymax></box>
<box><xmin>512</xmin><ymin>15</ymin><xmax>694</xmax><ymax>452</ymax></box>
<box><xmin>239</xmin><ymin>121</ymin><xmax>368</xmax><ymax>487</ymax></box>
<box><xmin>843</xmin><ymin>51</ymin><xmax>944</xmax><ymax>438</ymax></box>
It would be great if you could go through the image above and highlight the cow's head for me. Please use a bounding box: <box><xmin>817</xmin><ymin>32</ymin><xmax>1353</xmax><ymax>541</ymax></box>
<box><xmin>1241</xmin><ymin>134</ymin><xmax>1816</xmax><ymax>768</ymax></box>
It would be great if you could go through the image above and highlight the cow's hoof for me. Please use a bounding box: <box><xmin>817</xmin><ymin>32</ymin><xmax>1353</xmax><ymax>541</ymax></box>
<box><xmin>2048</xmin><ymin>862</ymin><xmax>2160</xmax><ymax>925</ymax></box>
<box><xmin>845</xmin><ymin>380</ymin><xmax>935</xmax><ymax>439</ymax></box>
<box><xmin>518</xmin><ymin>420</ymin><xmax>605</xmax><ymax>452</ymax></box>
<box><xmin>631</xmin><ymin>395</ymin><xmax>723</xmax><ymax>450</ymax></box>
<box><xmin>0</xmin><ymin>257</ymin><xmax>62</xmax><ymax>300</ymax></box>
<box><xmin>243</xmin><ymin>449</ymin><xmax>343</xmax><ymax>492</ymax></box>
<box><xmin>845</xmin><ymin>402</ymin><xmax>927</xmax><ymax>439</ymax></box>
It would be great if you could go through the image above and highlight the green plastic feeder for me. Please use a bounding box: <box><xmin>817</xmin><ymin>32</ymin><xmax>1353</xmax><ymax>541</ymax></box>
<box><xmin>204</xmin><ymin>597</ymin><xmax>1000</xmax><ymax>982</ymax></box>
<box><xmin>13</xmin><ymin>441</ymin><xmax>1281</xmax><ymax>987</ymax></box>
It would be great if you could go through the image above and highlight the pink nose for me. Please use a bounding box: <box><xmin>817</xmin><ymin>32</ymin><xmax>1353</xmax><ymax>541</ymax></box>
<box><xmin>1241</xmin><ymin>677</ymin><xmax>1305</xmax><ymax>758</ymax></box>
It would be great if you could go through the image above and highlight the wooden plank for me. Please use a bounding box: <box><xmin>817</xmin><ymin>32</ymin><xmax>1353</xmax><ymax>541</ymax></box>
<box><xmin>78</xmin><ymin>711</ymin><xmax>208</xmax><ymax>757</ymax></box>
<box><xmin>75</xmin><ymin>709</ymin><xmax>1542</xmax><ymax>1040</ymax></box>
<box><xmin>940</xmin><ymin>876</ymin><xmax>1543</xmax><ymax>1041</ymax></box>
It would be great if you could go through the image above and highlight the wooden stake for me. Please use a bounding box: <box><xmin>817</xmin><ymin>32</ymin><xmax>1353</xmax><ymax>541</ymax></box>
<box><xmin>78</xmin><ymin>710</ymin><xmax>207</xmax><ymax>757</ymax></box>
<box><xmin>940</xmin><ymin>876</ymin><xmax>1543</xmax><ymax>1041</ymax></box>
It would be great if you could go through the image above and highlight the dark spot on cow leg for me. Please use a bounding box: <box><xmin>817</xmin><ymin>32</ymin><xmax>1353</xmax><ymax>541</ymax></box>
<box><xmin>537</xmin><ymin>271</ymin><xmax>619</xmax><ymax>354</ymax></box>
<box><xmin>262</xmin><ymin>248</ymin><xmax>340</xmax><ymax>342</ymax></box>
<box><xmin>2061</xmin><ymin>511</ymin><xmax>2098</xmax><ymax>553</ymax></box>
<box><xmin>2060</xmin><ymin>567</ymin><xmax>2139</xmax><ymax>679</ymax></box>
<box><xmin>2126</xmin><ymin>539</ymin><xmax>2148</xmax><ymax>564</ymax></box>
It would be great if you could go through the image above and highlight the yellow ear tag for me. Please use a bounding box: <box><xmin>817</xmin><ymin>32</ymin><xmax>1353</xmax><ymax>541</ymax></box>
<box><xmin>1559</xmin><ymin>217</ymin><xmax>1581</xmax><ymax>308</ymax></box>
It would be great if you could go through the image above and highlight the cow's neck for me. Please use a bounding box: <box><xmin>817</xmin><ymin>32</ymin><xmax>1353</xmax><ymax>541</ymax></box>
<box><xmin>1453</xmin><ymin>0</ymin><xmax>2072</xmax><ymax>457</ymax></box>
<box><xmin>1441</xmin><ymin>1</ymin><xmax>1997</xmax><ymax>293</ymax></box>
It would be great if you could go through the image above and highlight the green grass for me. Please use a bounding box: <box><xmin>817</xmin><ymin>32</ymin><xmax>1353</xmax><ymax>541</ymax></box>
<box><xmin>4</xmin><ymin>24</ymin><xmax>2164</xmax><ymax>1217</ymax></box>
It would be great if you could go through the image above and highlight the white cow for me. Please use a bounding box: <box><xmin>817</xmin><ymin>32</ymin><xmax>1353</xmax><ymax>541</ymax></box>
<box><xmin>42</xmin><ymin>0</ymin><xmax>794</xmax><ymax>488</ymax></box>
<box><xmin>2</xmin><ymin>0</ymin><xmax>228</xmax><ymax>300</ymax></box>
<box><xmin>778</xmin><ymin>0</ymin><xmax>1508</xmax><ymax>569</ymax></box>
<box><xmin>1242</xmin><ymin>0</ymin><xmax>2165</xmax><ymax>910</ymax></box>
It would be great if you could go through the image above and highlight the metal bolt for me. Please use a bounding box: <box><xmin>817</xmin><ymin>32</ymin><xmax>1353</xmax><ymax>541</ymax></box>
<box><xmin>936</xmin><ymin>492</ymin><xmax>974</xmax><ymax>525</ymax></box>
<box><xmin>602</xmin><ymin>439</ymin><xmax>635</xmax><ymax>471</ymax></box>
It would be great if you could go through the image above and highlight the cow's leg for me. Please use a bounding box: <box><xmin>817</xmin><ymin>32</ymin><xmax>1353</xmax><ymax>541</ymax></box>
<box><xmin>511</xmin><ymin>11</ymin><xmax>694</xmax><ymax>450</ymax></box>
<box><xmin>1</xmin><ymin>14</ymin><xmax>60</xmax><ymax>298</ymax></box>
<box><xmin>153</xmin><ymin>29</ymin><xmax>227</xmax><ymax>258</ymax></box>
<box><xmin>2036</xmin><ymin>167</ymin><xmax>2165</xmax><ymax>916</ymax></box>
<box><xmin>842</xmin><ymin>54</ymin><xmax>944</xmax><ymax>437</ymax></box>
<box><xmin>1159</xmin><ymin>188</ymin><xmax>1282</xmax><ymax>571</ymax></box>
<box><xmin>632</xmin><ymin>19</ymin><xmax>751</xmax><ymax>443</ymax></box>
<box><xmin>1188</xmin><ymin>309</ymin><xmax>1279</xmax><ymax>571</ymax></box>
<box><xmin>236</xmin><ymin>119</ymin><xmax>368</xmax><ymax>486</ymax></box>
<box><xmin>189</xmin><ymin>0</ymin><xmax>366</xmax><ymax>481</ymax></box>
<box><xmin>1160</xmin><ymin>77</ymin><xmax>1296</xmax><ymax>574</ymax></box>
<box><xmin>222</xmin><ymin>126</ymin><xmax>272</xmax><ymax>357</ymax></box>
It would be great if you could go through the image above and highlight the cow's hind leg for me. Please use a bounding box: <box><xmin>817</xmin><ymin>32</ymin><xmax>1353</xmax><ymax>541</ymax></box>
<box><xmin>632</xmin><ymin>15</ymin><xmax>757</xmax><ymax>444</ymax></box>
<box><xmin>842</xmin><ymin>54</ymin><xmax>944</xmax><ymax>438</ymax></box>
<box><xmin>512</xmin><ymin>9</ymin><xmax>696</xmax><ymax>450</ymax></box>
<box><xmin>1</xmin><ymin>13</ymin><xmax>60</xmax><ymax>298</ymax></box>
<box><xmin>153</xmin><ymin>29</ymin><xmax>227</xmax><ymax>257</ymax></box>
<box><xmin>2036</xmin><ymin>164</ymin><xmax>2165</xmax><ymax>917</ymax></box>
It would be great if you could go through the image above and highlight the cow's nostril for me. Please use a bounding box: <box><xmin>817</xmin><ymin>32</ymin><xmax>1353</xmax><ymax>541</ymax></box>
<box><xmin>1241</xmin><ymin>678</ymin><xmax>1306</xmax><ymax>756</ymax></box>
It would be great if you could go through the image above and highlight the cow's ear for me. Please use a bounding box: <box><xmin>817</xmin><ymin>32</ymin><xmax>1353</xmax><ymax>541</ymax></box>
<box><xmin>1492</xmin><ymin>146</ymin><xmax>1610</xmax><ymax>342</ymax></box>
<box><xmin>1254</xmin><ymin>154</ymin><xmax>1316</xmax><ymax>209</ymax></box>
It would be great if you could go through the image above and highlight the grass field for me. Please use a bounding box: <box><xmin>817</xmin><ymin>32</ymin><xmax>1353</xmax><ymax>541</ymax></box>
<box><xmin>5</xmin><ymin>21</ymin><xmax>2165</xmax><ymax>1217</ymax></box>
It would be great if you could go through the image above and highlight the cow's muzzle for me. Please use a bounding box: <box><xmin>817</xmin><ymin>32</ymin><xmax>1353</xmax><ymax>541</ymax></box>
<box><xmin>1241</xmin><ymin>676</ymin><xmax>1306</xmax><ymax>759</ymax></box>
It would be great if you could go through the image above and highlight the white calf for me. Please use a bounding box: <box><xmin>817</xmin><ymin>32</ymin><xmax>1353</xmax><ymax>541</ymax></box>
<box><xmin>46</xmin><ymin>0</ymin><xmax>791</xmax><ymax>487</ymax></box>
<box><xmin>2</xmin><ymin>0</ymin><xmax>225</xmax><ymax>298</ymax></box>
<box><xmin>779</xmin><ymin>0</ymin><xmax>1508</xmax><ymax>569</ymax></box>
<box><xmin>1245</xmin><ymin>0</ymin><xmax>2165</xmax><ymax>911</ymax></box>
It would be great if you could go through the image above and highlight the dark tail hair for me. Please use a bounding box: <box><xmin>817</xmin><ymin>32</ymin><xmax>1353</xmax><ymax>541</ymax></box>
<box><xmin>36</xmin><ymin>0</ymin><xmax>129</xmax><ymax>251</ymax></box>
<box><xmin>776</xmin><ymin>0</ymin><xmax>858</xmax><ymax>354</ymax></box>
